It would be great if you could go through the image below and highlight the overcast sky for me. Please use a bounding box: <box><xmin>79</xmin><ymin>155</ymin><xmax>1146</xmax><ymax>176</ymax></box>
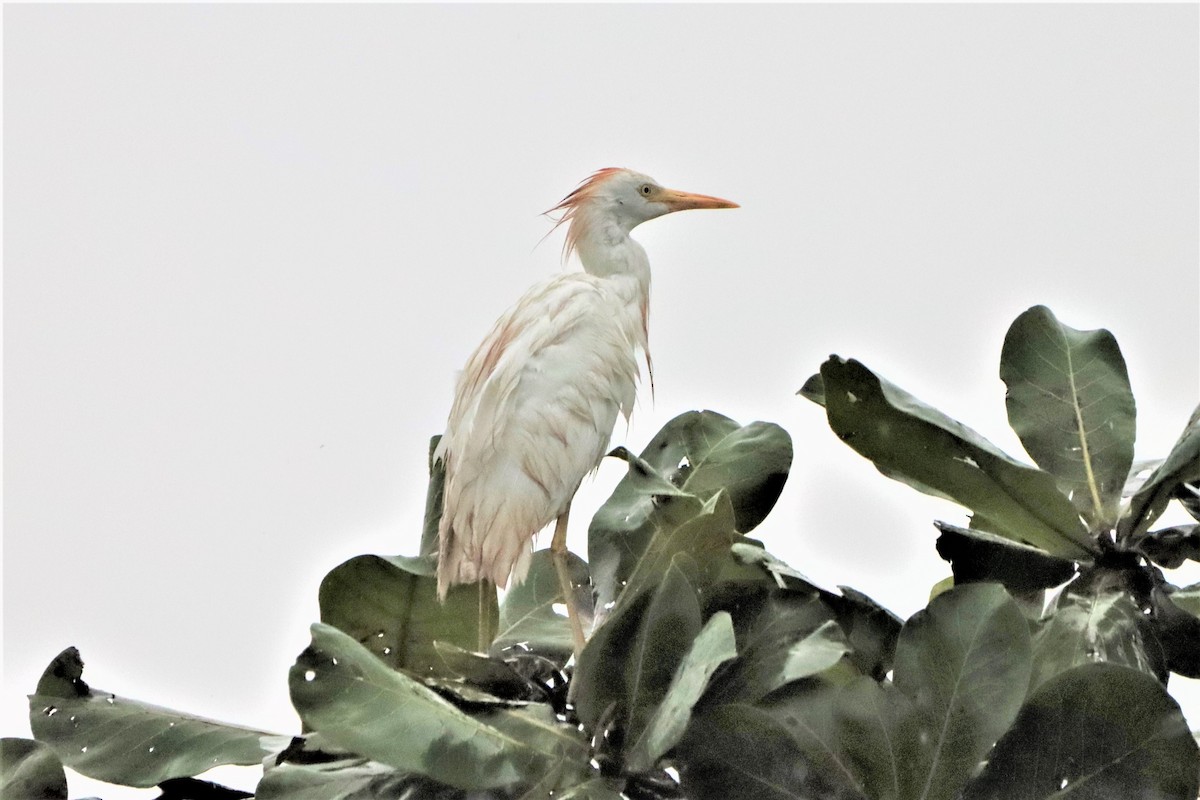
<box><xmin>5</xmin><ymin>4</ymin><xmax>1199</xmax><ymax>797</ymax></box>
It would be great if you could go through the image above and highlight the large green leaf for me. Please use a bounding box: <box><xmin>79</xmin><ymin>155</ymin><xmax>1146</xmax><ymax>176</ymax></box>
<box><xmin>28</xmin><ymin>647</ymin><xmax>288</xmax><ymax>788</ymax></box>
<box><xmin>1124</xmin><ymin>404</ymin><xmax>1200</xmax><ymax>539</ymax></box>
<box><xmin>319</xmin><ymin>553</ymin><xmax>497</xmax><ymax>675</ymax></box>
<box><xmin>633</xmin><ymin>410</ymin><xmax>793</xmax><ymax>532</ymax></box>
<box><xmin>835</xmin><ymin>678</ymin><xmax>921</xmax><ymax>800</ymax></box>
<box><xmin>289</xmin><ymin>623</ymin><xmax>587</xmax><ymax>791</ymax></box>
<box><xmin>491</xmin><ymin>549</ymin><xmax>592</xmax><ymax>666</ymax></box>
<box><xmin>573</xmin><ymin>556</ymin><xmax>702</xmax><ymax>737</ymax></box>
<box><xmin>815</xmin><ymin>357</ymin><xmax>1093</xmax><ymax>559</ymax></box>
<box><xmin>1</xmin><ymin>738</ymin><xmax>67</xmax><ymax>800</ymax></box>
<box><xmin>589</xmin><ymin>447</ymin><xmax>741</xmax><ymax>615</ymax></box>
<box><xmin>825</xmin><ymin>587</ymin><xmax>904</xmax><ymax>681</ymax></box>
<box><xmin>625</xmin><ymin>611</ymin><xmax>737</xmax><ymax>772</ymax></box>
<box><xmin>1000</xmin><ymin>306</ymin><xmax>1135</xmax><ymax>526</ymax></box>
<box><xmin>679</xmin><ymin>703</ymin><xmax>858</xmax><ymax>800</ymax></box>
<box><xmin>961</xmin><ymin>663</ymin><xmax>1199</xmax><ymax>800</ymax></box>
<box><xmin>1030</xmin><ymin>587</ymin><xmax>1161</xmax><ymax>689</ymax></box>
<box><xmin>935</xmin><ymin>522</ymin><xmax>1076</xmax><ymax>594</ymax></box>
<box><xmin>705</xmin><ymin>593</ymin><xmax>845</xmax><ymax>705</ymax></box>
<box><xmin>892</xmin><ymin>583</ymin><xmax>1032</xmax><ymax>800</ymax></box>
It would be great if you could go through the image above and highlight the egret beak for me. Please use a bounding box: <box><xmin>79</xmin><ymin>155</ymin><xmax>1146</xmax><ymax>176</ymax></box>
<box><xmin>659</xmin><ymin>188</ymin><xmax>739</xmax><ymax>212</ymax></box>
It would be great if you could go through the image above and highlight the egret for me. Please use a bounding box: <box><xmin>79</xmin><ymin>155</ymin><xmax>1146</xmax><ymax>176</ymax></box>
<box><xmin>435</xmin><ymin>168</ymin><xmax>738</xmax><ymax>655</ymax></box>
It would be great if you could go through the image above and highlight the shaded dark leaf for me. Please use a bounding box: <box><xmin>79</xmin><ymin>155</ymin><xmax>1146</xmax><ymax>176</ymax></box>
<box><xmin>817</xmin><ymin>357</ymin><xmax>1093</xmax><ymax>559</ymax></box>
<box><xmin>705</xmin><ymin>593</ymin><xmax>843</xmax><ymax>706</ymax></box>
<box><xmin>1</xmin><ymin>737</ymin><xmax>67</xmax><ymax>800</ymax></box>
<box><xmin>319</xmin><ymin>554</ymin><xmax>497</xmax><ymax>676</ymax></box>
<box><xmin>28</xmin><ymin>648</ymin><xmax>287</xmax><ymax>789</ymax></box>
<box><xmin>420</xmin><ymin>435</ymin><xmax>446</xmax><ymax>558</ymax></box>
<box><xmin>824</xmin><ymin>587</ymin><xmax>903</xmax><ymax>681</ymax></box>
<box><xmin>433</xmin><ymin>641</ymin><xmax>546</xmax><ymax>702</ymax></box>
<box><xmin>1136</xmin><ymin>525</ymin><xmax>1200</xmax><ymax>569</ymax></box>
<box><xmin>935</xmin><ymin>521</ymin><xmax>1076</xmax><ymax>594</ymax></box>
<box><xmin>1151</xmin><ymin>584</ymin><xmax>1200</xmax><ymax>679</ymax></box>
<box><xmin>962</xmin><ymin>663</ymin><xmax>1198</xmax><ymax>800</ymax></box>
<box><xmin>156</xmin><ymin>777</ymin><xmax>253</xmax><ymax>799</ymax></box>
<box><xmin>1000</xmin><ymin>305</ymin><xmax>1135</xmax><ymax>526</ymax></box>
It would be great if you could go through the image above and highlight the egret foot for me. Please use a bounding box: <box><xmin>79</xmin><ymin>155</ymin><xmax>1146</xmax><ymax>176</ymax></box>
<box><xmin>550</xmin><ymin>505</ymin><xmax>587</xmax><ymax>660</ymax></box>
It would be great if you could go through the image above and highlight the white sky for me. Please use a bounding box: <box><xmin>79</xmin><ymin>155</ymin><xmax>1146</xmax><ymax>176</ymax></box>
<box><xmin>4</xmin><ymin>5</ymin><xmax>1199</xmax><ymax>797</ymax></box>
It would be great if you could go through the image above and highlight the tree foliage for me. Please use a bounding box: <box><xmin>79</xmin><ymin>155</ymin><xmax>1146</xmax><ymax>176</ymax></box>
<box><xmin>12</xmin><ymin>307</ymin><xmax>1200</xmax><ymax>799</ymax></box>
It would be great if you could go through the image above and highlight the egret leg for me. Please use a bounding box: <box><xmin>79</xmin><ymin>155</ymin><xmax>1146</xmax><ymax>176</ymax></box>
<box><xmin>551</xmin><ymin>504</ymin><xmax>587</xmax><ymax>659</ymax></box>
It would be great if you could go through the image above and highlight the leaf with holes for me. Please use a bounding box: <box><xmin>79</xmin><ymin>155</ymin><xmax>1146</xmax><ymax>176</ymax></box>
<box><xmin>289</xmin><ymin>623</ymin><xmax>588</xmax><ymax>791</ymax></box>
<box><xmin>812</xmin><ymin>357</ymin><xmax>1093</xmax><ymax>559</ymax></box>
<box><xmin>892</xmin><ymin>583</ymin><xmax>1032</xmax><ymax>800</ymax></box>
<box><xmin>491</xmin><ymin>549</ymin><xmax>592</xmax><ymax>666</ymax></box>
<box><xmin>1030</xmin><ymin>587</ymin><xmax>1162</xmax><ymax>689</ymax></box>
<box><xmin>634</xmin><ymin>410</ymin><xmax>793</xmax><ymax>532</ymax></box>
<box><xmin>1000</xmin><ymin>305</ymin><xmax>1135</xmax><ymax>527</ymax></box>
<box><xmin>589</xmin><ymin>447</ymin><xmax>741</xmax><ymax>616</ymax></box>
<box><xmin>961</xmin><ymin>663</ymin><xmax>1198</xmax><ymax>800</ymax></box>
<box><xmin>28</xmin><ymin>648</ymin><xmax>288</xmax><ymax>788</ymax></box>
<box><xmin>319</xmin><ymin>553</ymin><xmax>497</xmax><ymax>676</ymax></box>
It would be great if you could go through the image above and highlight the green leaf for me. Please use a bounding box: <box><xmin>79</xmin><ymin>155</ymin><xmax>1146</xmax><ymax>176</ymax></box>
<box><xmin>935</xmin><ymin>521</ymin><xmax>1076</xmax><ymax>594</ymax></box>
<box><xmin>892</xmin><ymin>583</ymin><xmax>1032</xmax><ymax>800</ymax></box>
<box><xmin>318</xmin><ymin>553</ymin><xmax>497</xmax><ymax>675</ymax></box>
<box><xmin>961</xmin><ymin>663</ymin><xmax>1199</xmax><ymax>800</ymax></box>
<box><xmin>1150</xmin><ymin>584</ymin><xmax>1200</xmax><ymax>679</ymax></box>
<box><xmin>835</xmin><ymin>678</ymin><xmax>922</xmax><ymax>800</ymax></box>
<box><xmin>432</xmin><ymin>641</ymin><xmax>544</xmax><ymax>700</ymax></box>
<box><xmin>1000</xmin><ymin>306</ymin><xmax>1135</xmax><ymax>526</ymax></box>
<box><xmin>797</xmin><ymin>372</ymin><xmax>826</xmax><ymax>406</ymax></box>
<box><xmin>28</xmin><ymin>647</ymin><xmax>287</xmax><ymax>788</ymax></box>
<box><xmin>706</xmin><ymin>593</ymin><xmax>845</xmax><ymax>705</ymax></box>
<box><xmin>1136</xmin><ymin>525</ymin><xmax>1200</xmax><ymax>569</ymax></box>
<box><xmin>491</xmin><ymin>549</ymin><xmax>592</xmax><ymax>666</ymax></box>
<box><xmin>818</xmin><ymin>356</ymin><xmax>1093</xmax><ymax>559</ymax></box>
<box><xmin>759</xmin><ymin>682</ymin><xmax>868</xmax><ymax>799</ymax></box>
<box><xmin>1124</xmin><ymin>404</ymin><xmax>1200</xmax><ymax>539</ymax></box>
<box><xmin>635</xmin><ymin>411</ymin><xmax>793</xmax><ymax>532</ymax></box>
<box><xmin>625</xmin><ymin>611</ymin><xmax>737</xmax><ymax>772</ymax></box>
<box><xmin>257</xmin><ymin>757</ymin><xmax>409</xmax><ymax>800</ymax></box>
<box><xmin>573</xmin><ymin>556</ymin><xmax>702</xmax><ymax>736</ymax></box>
<box><xmin>420</xmin><ymin>435</ymin><xmax>445</xmax><ymax>558</ymax></box>
<box><xmin>1</xmin><ymin>738</ymin><xmax>67</xmax><ymax>800</ymax></box>
<box><xmin>824</xmin><ymin>588</ymin><xmax>904</xmax><ymax>681</ymax></box>
<box><xmin>289</xmin><ymin>623</ymin><xmax>587</xmax><ymax>791</ymax></box>
<box><xmin>1031</xmin><ymin>587</ymin><xmax>1161</xmax><ymax>689</ymax></box>
<box><xmin>589</xmin><ymin>449</ymin><xmax>741</xmax><ymax>615</ymax></box>
<box><xmin>679</xmin><ymin>703</ymin><xmax>852</xmax><ymax>800</ymax></box>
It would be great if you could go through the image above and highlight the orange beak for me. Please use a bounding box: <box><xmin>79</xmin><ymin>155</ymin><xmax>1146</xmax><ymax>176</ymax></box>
<box><xmin>659</xmin><ymin>187</ymin><xmax>739</xmax><ymax>212</ymax></box>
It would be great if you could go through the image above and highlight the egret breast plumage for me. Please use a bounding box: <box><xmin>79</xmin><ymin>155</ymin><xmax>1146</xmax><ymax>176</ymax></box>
<box><xmin>434</xmin><ymin>168</ymin><xmax>737</xmax><ymax>652</ymax></box>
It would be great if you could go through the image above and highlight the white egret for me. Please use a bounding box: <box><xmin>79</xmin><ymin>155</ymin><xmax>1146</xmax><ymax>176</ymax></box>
<box><xmin>435</xmin><ymin>168</ymin><xmax>738</xmax><ymax>655</ymax></box>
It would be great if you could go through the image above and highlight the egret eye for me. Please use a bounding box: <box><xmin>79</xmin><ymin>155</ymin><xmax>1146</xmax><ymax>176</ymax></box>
<box><xmin>639</xmin><ymin>184</ymin><xmax>653</xmax><ymax>196</ymax></box>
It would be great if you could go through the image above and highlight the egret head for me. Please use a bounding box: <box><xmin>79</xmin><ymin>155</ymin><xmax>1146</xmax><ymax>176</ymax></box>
<box><xmin>547</xmin><ymin>168</ymin><xmax>738</xmax><ymax>265</ymax></box>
